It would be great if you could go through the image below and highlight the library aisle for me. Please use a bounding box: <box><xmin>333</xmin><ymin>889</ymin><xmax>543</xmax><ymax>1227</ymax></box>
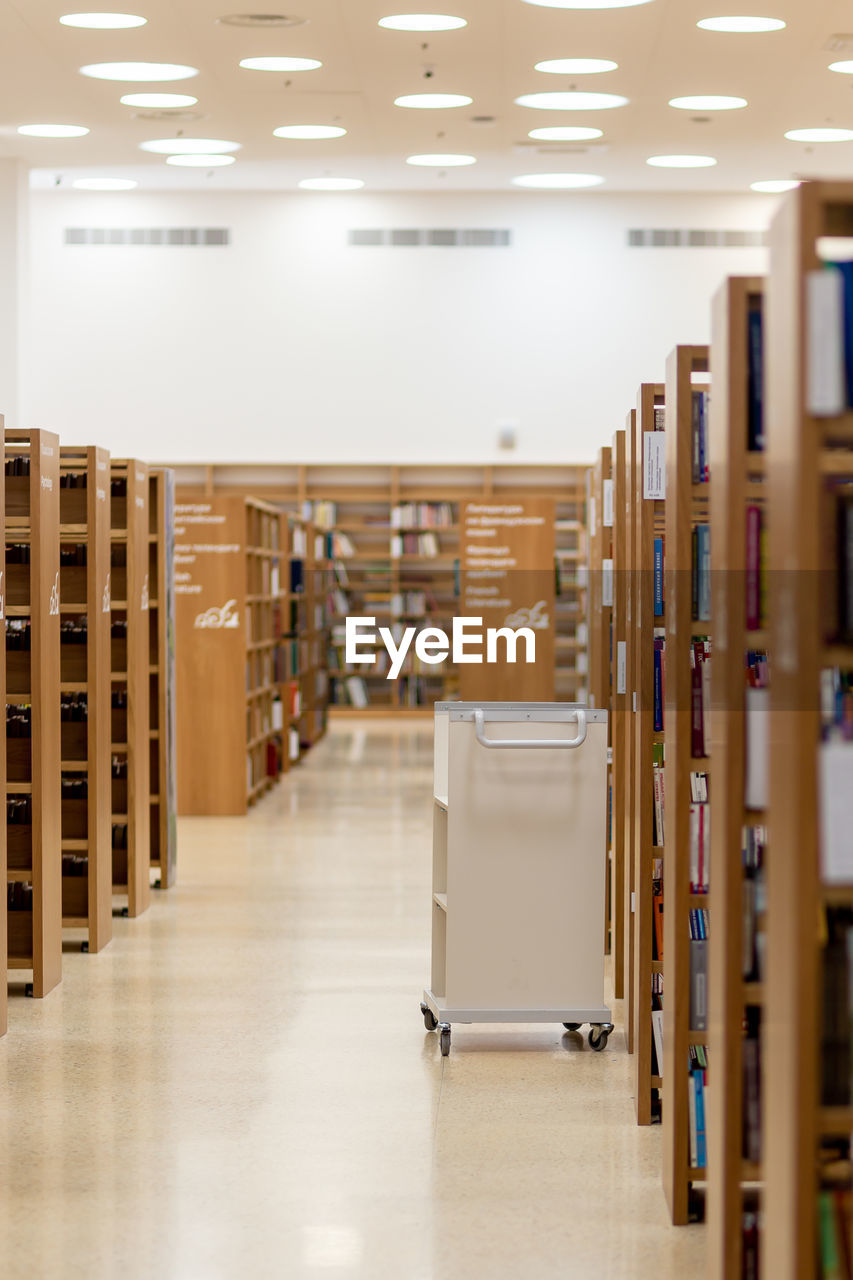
<box><xmin>0</xmin><ymin>722</ymin><xmax>704</xmax><ymax>1280</ymax></box>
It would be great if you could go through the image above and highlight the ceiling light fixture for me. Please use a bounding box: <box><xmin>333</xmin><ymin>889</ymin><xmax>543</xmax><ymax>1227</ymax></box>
<box><xmin>528</xmin><ymin>125</ymin><xmax>604</xmax><ymax>140</ymax></box>
<box><xmin>669</xmin><ymin>94</ymin><xmax>747</xmax><ymax>110</ymax></box>
<box><xmin>165</xmin><ymin>154</ymin><xmax>236</xmax><ymax>167</ymax></box>
<box><xmin>378</xmin><ymin>14</ymin><xmax>467</xmax><ymax>30</ymax></box>
<box><xmin>239</xmin><ymin>55</ymin><xmax>321</xmax><ymax>71</ymax></box>
<box><xmin>646</xmin><ymin>153</ymin><xmax>717</xmax><ymax>167</ymax></box>
<box><xmin>72</xmin><ymin>177</ymin><xmax>139</xmax><ymax>190</ymax></box>
<box><xmin>406</xmin><ymin>153</ymin><xmax>476</xmax><ymax>165</ymax></box>
<box><xmin>140</xmin><ymin>138</ymin><xmax>240</xmax><ymax>154</ymax></box>
<box><xmin>512</xmin><ymin>172</ymin><xmax>604</xmax><ymax>187</ymax></box>
<box><xmin>521</xmin><ymin>0</ymin><xmax>654</xmax><ymax>8</ymax></box>
<box><xmin>394</xmin><ymin>93</ymin><xmax>472</xmax><ymax>108</ymax></box>
<box><xmin>80</xmin><ymin>62</ymin><xmax>199</xmax><ymax>80</ymax></box>
<box><xmin>298</xmin><ymin>177</ymin><xmax>364</xmax><ymax>190</ymax></box>
<box><xmin>829</xmin><ymin>61</ymin><xmax>853</xmax><ymax>74</ymax></box>
<box><xmin>120</xmin><ymin>93</ymin><xmax>199</xmax><ymax>108</ymax></box>
<box><xmin>17</xmin><ymin>124</ymin><xmax>90</xmax><ymax>137</ymax></box>
<box><xmin>515</xmin><ymin>91</ymin><xmax>627</xmax><ymax>110</ymax></box>
<box><xmin>60</xmin><ymin>11</ymin><xmax>146</xmax><ymax>26</ymax></box>
<box><xmin>273</xmin><ymin>124</ymin><xmax>347</xmax><ymax>138</ymax></box>
<box><xmin>750</xmin><ymin>179</ymin><xmax>801</xmax><ymax>192</ymax></box>
<box><xmin>697</xmin><ymin>15</ymin><xmax>785</xmax><ymax>32</ymax></box>
<box><xmin>535</xmin><ymin>59</ymin><xmax>618</xmax><ymax>74</ymax></box>
<box><xmin>784</xmin><ymin>127</ymin><xmax>853</xmax><ymax>142</ymax></box>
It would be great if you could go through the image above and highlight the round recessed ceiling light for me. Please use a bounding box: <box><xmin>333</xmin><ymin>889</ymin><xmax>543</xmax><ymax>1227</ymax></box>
<box><xmin>218</xmin><ymin>13</ymin><xmax>308</xmax><ymax>26</ymax></box>
<box><xmin>785</xmin><ymin>127</ymin><xmax>853</xmax><ymax>142</ymax></box>
<box><xmin>239</xmin><ymin>55</ymin><xmax>321</xmax><ymax>71</ymax></box>
<box><xmin>515</xmin><ymin>91</ymin><xmax>627</xmax><ymax>110</ymax></box>
<box><xmin>829</xmin><ymin>61</ymin><xmax>853</xmax><ymax>74</ymax></box>
<box><xmin>80</xmin><ymin>61</ymin><xmax>199</xmax><ymax>81</ymax></box>
<box><xmin>647</xmin><ymin>153</ymin><xmax>717</xmax><ymax>167</ymax></box>
<box><xmin>512</xmin><ymin>172</ymin><xmax>604</xmax><ymax>187</ymax></box>
<box><xmin>72</xmin><ymin>177</ymin><xmax>138</xmax><ymax>190</ymax></box>
<box><xmin>750</xmin><ymin>179</ymin><xmax>801</xmax><ymax>192</ymax></box>
<box><xmin>166</xmin><ymin>154</ymin><xmax>236</xmax><ymax>167</ymax></box>
<box><xmin>528</xmin><ymin>125</ymin><xmax>604</xmax><ymax>141</ymax></box>
<box><xmin>669</xmin><ymin>95</ymin><xmax>747</xmax><ymax>110</ymax></box>
<box><xmin>17</xmin><ymin>123</ymin><xmax>90</xmax><ymax>137</ymax></box>
<box><xmin>140</xmin><ymin>137</ymin><xmax>240</xmax><ymax>154</ymax></box>
<box><xmin>298</xmin><ymin>177</ymin><xmax>364</xmax><ymax>190</ymax></box>
<box><xmin>60</xmin><ymin>11</ymin><xmax>146</xmax><ymax>26</ymax></box>
<box><xmin>406</xmin><ymin>153</ymin><xmax>476</xmax><ymax>165</ymax></box>
<box><xmin>273</xmin><ymin>124</ymin><xmax>347</xmax><ymax>139</ymax></box>
<box><xmin>120</xmin><ymin>93</ymin><xmax>198</xmax><ymax>108</ymax></box>
<box><xmin>394</xmin><ymin>93</ymin><xmax>472</xmax><ymax>108</ymax></box>
<box><xmin>521</xmin><ymin>0</ymin><xmax>653</xmax><ymax>8</ymax></box>
<box><xmin>535</xmin><ymin>59</ymin><xmax>618</xmax><ymax>74</ymax></box>
<box><xmin>697</xmin><ymin>15</ymin><xmax>785</xmax><ymax>32</ymax></box>
<box><xmin>379</xmin><ymin>14</ymin><xmax>467</xmax><ymax>29</ymax></box>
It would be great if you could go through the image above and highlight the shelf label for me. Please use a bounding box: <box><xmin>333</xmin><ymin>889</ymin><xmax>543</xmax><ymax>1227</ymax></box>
<box><xmin>589</xmin><ymin>495</ymin><xmax>597</xmax><ymax>537</ymax></box>
<box><xmin>643</xmin><ymin>432</ymin><xmax>666</xmax><ymax>500</ymax></box>
<box><xmin>102</xmin><ymin>572</ymin><xmax>111</xmax><ymax>613</ymax></box>
<box><xmin>141</xmin><ymin>573</ymin><xmax>149</xmax><ymax>612</ymax></box>
<box><xmin>632</xmin><ymin>690</ymin><xmax>637</xmax><ymax>713</ymax></box>
<box><xmin>631</xmin><ymin>891</ymin><xmax>636</xmax><ymax>914</ymax></box>
<box><xmin>49</xmin><ymin>572</ymin><xmax>59</xmax><ymax>616</ymax></box>
<box><xmin>617</xmin><ymin>640</ymin><xmax>626</xmax><ymax>694</ymax></box>
<box><xmin>602</xmin><ymin>479</ymin><xmax>614</xmax><ymax>527</ymax></box>
<box><xmin>602</xmin><ymin>558</ymin><xmax>614</xmax><ymax>608</ymax></box>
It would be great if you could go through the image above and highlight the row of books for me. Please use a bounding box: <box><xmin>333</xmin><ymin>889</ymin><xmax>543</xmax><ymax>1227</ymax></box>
<box><xmin>818</xmin><ymin>1185</ymin><xmax>853</xmax><ymax>1279</ymax></box>
<box><xmin>824</xmin><ymin>484</ymin><xmax>853</xmax><ymax>644</ymax></box>
<box><xmin>652</xmin><ymin>742</ymin><xmax>664</xmax><ymax>847</ymax></box>
<box><xmin>745</xmin><ymin>505</ymin><xmax>767</xmax><ymax>630</ymax></box>
<box><xmin>391</xmin><ymin>502</ymin><xmax>454</xmax><ymax>529</ymax></box>
<box><xmin>692</xmin><ymin>389</ymin><xmax>711</xmax><ymax>485</ymax></box>
<box><xmin>820</xmin><ymin>906</ymin><xmax>853</xmax><ymax>1107</ymax></box>
<box><xmin>302</xmin><ymin>499</ymin><xmax>336</xmax><ymax>529</ymax></box>
<box><xmin>691</xmin><ymin>639</ymin><xmax>711</xmax><ymax>757</ymax></box>
<box><xmin>651</xmin><ymin>978</ymin><xmax>664</xmax><ymax>1079</ymax></box>
<box><xmin>691</xmin><ymin>523</ymin><xmax>711</xmax><ymax>621</ymax></box>
<box><xmin>742</xmin><ymin>1006</ymin><xmax>762</xmax><ymax>1165</ymax></box>
<box><xmin>747</xmin><ymin>302</ymin><xmax>764</xmax><ymax>452</ymax></box>
<box><xmin>687</xmin><ymin>1045</ymin><xmax>709</xmax><ymax>1169</ymax></box>
<box><xmin>391</xmin><ymin>532</ymin><xmax>441</xmax><ymax>558</ymax></box>
<box><xmin>820</xmin><ymin>669</ymin><xmax>853</xmax><ymax>884</ymax></box>
<box><xmin>689</xmin><ymin>771</ymin><xmax>709</xmax><ymax>894</ymax></box>
<box><xmin>654</xmin><ymin>630</ymin><xmax>665</xmax><ymax>731</ymax></box>
<box><xmin>743</xmin><ymin>825</ymin><xmax>766</xmax><ymax>982</ymax></box>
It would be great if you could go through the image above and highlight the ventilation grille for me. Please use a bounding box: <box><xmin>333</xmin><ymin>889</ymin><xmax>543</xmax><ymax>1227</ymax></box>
<box><xmin>64</xmin><ymin>227</ymin><xmax>230</xmax><ymax>246</ymax></box>
<box><xmin>628</xmin><ymin>228</ymin><xmax>767</xmax><ymax>248</ymax></box>
<box><xmin>348</xmin><ymin>228</ymin><xmax>511</xmax><ymax>247</ymax></box>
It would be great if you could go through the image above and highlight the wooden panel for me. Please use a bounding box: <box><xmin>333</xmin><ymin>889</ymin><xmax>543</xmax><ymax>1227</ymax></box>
<box><xmin>622</xmin><ymin>410</ymin><xmax>637</xmax><ymax>1054</ymax></box>
<box><xmin>0</xmin><ymin>416</ymin><xmax>5</xmax><ymax>1032</ymax></box>
<box><xmin>149</xmin><ymin>469</ymin><xmax>177</xmax><ymax>886</ymax></box>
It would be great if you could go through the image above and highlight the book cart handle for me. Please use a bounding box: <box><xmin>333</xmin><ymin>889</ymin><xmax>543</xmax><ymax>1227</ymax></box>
<box><xmin>473</xmin><ymin>707</ymin><xmax>587</xmax><ymax>751</ymax></box>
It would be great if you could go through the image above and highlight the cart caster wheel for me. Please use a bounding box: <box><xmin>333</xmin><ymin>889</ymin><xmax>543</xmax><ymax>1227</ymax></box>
<box><xmin>121</xmin><ymin>907</ymin><xmax>129</xmax><ymax>918</ymax></box>
<box><xmin>154</xmin><ymin>879</ymin><xmax>161</xmax><ymax>890</ymax></box>
<box><xmin>439</xmin><ymin>1024</ymin><xmax>451</xmax><ymax>1057</ymax></box>
<box><xmin>589</xmin><ymin>1027</ymin><xmax>609</xmax><ymax>1052</ymax></box>
<box><xmin>25</xmin><ymin>983</ymin><xmax>33</xmax><ymax>998</ymax></box>
<box><xmin>81</xmin><ymin>941</ymin><xmax>89</xmax><ymax>954</ymax></box>
<box><xmin>562</xmin><ymin>1022</ymin><xmax>582</xmax><ymax>1032</ymax></box>
<box><xmin>420</xmin><ymin>1001</ymin><xmax>438</xmax><ymax>1032</ymax></box>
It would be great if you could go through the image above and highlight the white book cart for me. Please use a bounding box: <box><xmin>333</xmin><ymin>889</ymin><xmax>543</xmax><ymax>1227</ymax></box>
<box><xmin>421</xmin><ymin>702</ymin><xmax>612</xmax><ymax>1057</ymax></box>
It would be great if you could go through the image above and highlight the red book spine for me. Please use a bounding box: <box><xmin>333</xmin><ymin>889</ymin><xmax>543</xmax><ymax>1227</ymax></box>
<box><xmin>745</xmin><ymin>505</ymin><xmax>761</xmax><ymax>630</ymax></box>
<box><xmin>691</xmin><ymin>644</ymin><xmax>704</xmax><ymax>757</ymax></box>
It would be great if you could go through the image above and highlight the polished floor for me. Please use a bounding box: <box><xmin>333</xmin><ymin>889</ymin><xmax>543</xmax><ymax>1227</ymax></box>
<box><xmin>0</xmin><ymin>721</ymin><xmax>706</xmax><ymax>1279</ymax></box>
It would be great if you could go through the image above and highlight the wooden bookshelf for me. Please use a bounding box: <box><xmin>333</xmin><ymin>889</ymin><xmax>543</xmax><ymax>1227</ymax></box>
<box><xmin>6</xmin><ymin>428</ymin><xmax>61</xmax><ymax>998</ymax></box>
<box><xmin>148</xmin><ymin>468</ymin><xmax>177</xmax><ymax>889</ymax></box>
<box><xmin>763</xmin><ymin>181</ymin><xmax>853</xmax><ymax>1279</ymax></box>
<box><xmin>707</xmin><ymin>277</ymin><xmax>766</xmax><ymax>1276</ymax></box>
<box><xmin>110</xmin><ymin>459</ymin><xmax>150</xmax><ymax>918</ymax></box>
<box><xmin>59</xmin><ymin>445</ymin><xmax>112</xmax><ymax>953</ymax></box>
<box><xmin>0</xmin><ymin>417</ymin><xmax>5</xmax><ymax>1033</ymax></box>
<box><xmin>611</xmin><ymin>430</ymin><xmax>629</xmax><ymax>1012</ymax></box>
<box><xmin>663</xmin><ymin>343</ymin><xmax>711</xmax><ymax>1225</ymax></box>
<box><xmin>300</xmin><ymin>525</ymin><xmax>331</xmax><ymax>746</ymax></box>
<box><xmin>619</xmin><ymin>411</ymin><xmax>638</xmax><ymax>1054</ymax></box>
<box><xmin>632</xmin><ymin>385</ymin><xmax>666</xmax><ymax>1123</ymax></box>
<box><xmin>170</xmin><ymin>465</ymin><xmax>589</xmax><ymax>711</ymax></box>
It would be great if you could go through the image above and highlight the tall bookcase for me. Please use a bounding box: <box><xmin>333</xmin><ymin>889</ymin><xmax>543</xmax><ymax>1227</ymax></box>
<box><xmin>663</xmin><ymin>344</ymin><xmax>711</xmax><ymax>1225</ymax></box>
<box><xmin>148</xmin><ymin>468</ymin><xmax>177</xmax><ymax>889</ymax></box>
<box><xmin>0</xmin><ymin>417</ymin><xmax>5</xmax><ymax>1033</ymax></box>
<box><xmin>707</xmin><ymin>278</ymin><xmax>766</xmax><ymax>1275</ymax></box>
<box><xmin>611</xmin><ymin>428</ymin><xmax>630</xmax><ymax>1016</ymax></box>
<box><xmin>631</xmin><ymin>385</ymin><xmax>666</xmax><ymax>1124</ymax></box>
<box><xmin>300</xmin><ymin>525</ymin><xmax>331</xmax><ymax>747</ymax></box>
<box><xmin>59</xmin><ymin>445</ymin><xmax>112</xmax><ymax>953</ymax></box>
<box><xmin>110</xmin><ymin>459</ymin><xmax>150</xmax><ymax>919</ymax></box>
<box><xmin>620</xmin><ymin>410</ymin><xmax>638</xmax><ymax>1054</ymax></box>
<box><xmin>763</xmin><ymin>181</ymin><xmax>853</xmax><ymax>1279</ymax></box>
<box><xmin>6</xmin><ymin>428</ymin><xmax>61</xmax><ymax>998</ymax></box>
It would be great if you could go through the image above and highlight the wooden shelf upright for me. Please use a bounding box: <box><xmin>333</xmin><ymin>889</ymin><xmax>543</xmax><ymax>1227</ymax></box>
<box><xmin>707</xmin><ymin>278</ymin><xmax>767</xmax><ymax>1276</ymax></box>
<box><xmin>763</xmin><ymin>181</ymin><xmax>853</xmax><ymax>1279</ymax></box>
<box><xmin>6</xmin><ymin>428</ymin><xmax>61</xmax><ymax>998</ymax></box>
<box><xmin>0</xmin><ymin>417</ymin><xmax>5</xmax><ymax>1033</ymax></box>
<box><xmin>663</xmin><ymin>344</ymin><xmax>711</xmax><ymax>1225</ymax></box>
<box><xmin>58</xmin><ymin>445</ymin><xmax>112</xmax><ymax>953</ymax></box>
<box><xmin>619</xmin><ymin>411</ymin><xmax>638</xmax><ymax>1053</ymax></box>
<box><xmin>610</xmin><ymin>429</ymin><xmax>630</xmax><ymax>1013</ymax></box>
<box><xmin>110</xmin><ymin>459</ymin><xmax>150</xmax><ymax>918</ymax></box>
<box><xmin>148</xmin><ymin>468</ymin><xmax>177</xmax><ymax>888</ymax></box>
<box><xmin>632</xmin><ymin>385</ymin><xmax>666</xmax><ymax>1123</ymax></box>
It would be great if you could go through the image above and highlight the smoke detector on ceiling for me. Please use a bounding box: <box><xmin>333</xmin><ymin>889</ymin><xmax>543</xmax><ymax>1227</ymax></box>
<box><xmin>469</xmin><ymin>115</ymin><xmax>498</xmax><ymax>127</ymax></box>
<box><xmin>824</xmin><ymin>33</ymin><xmax>853</xmax><ymax>52</ymax></box>
<box><xmin>218</xmin><ymin>13</ymin><xmax>307</xmax><ymax>27</ymax></box>
<box><xmin>513</xmin><ymin>141</ymin><xmax>608</xmax><ymax>156</ymax></box>
<box><xmin>131</xmin><ymin>110</ymin><xmax>205</xmax><ymax>122</ymax></box>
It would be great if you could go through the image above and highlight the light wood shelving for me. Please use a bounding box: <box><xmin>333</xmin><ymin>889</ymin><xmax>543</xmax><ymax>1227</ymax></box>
<box><xmin>6</xmin><ymin>428</ymin><xmax>61</xmax><ymax>997</ymax></box>
<box><xmin>611</xmin><ymin>428</ymin><xmax>630</xmax><ymax>1015</ymax></box>
<box><xmin>59</xmin><ymin>444</ymin><xmax>112</xmax><ymax>953</ymax></box>
<box><xmin>0</xmin><ymin>416</ymin><xmax>5</xmax><ymax>1033</ymax></box>
<box><xmin>763</xmin><ymin>181</ymin><xmax>853</xmax><ymax>1280</ymax></box>
<box><xmin>618</xmin><ymin>411</ymin><xmax>638</xmax><ymax>1054</ymax></box>
<box><xmin>663</xmin><ymin>343</ymin><xmax>711</xmax><ymax>1225</ymax></box>
<box><xmin>148</xmin><ymin>468</ymin><xmax>177</xmax><ymax>889</ymax></box>
<box><xmin>110</xmin><ymin>459</ymin><xmax>150</xmax><ymax>918</ymax></box>
<box><xmin>707</xmin><ymin>277</ymin><xmax>767</xmax><ymax>1276</ymax></box>
<box><xmin>632</xmin><ymin>385</ymin><xmax>666</xmax><ymax>1124</ymax></box>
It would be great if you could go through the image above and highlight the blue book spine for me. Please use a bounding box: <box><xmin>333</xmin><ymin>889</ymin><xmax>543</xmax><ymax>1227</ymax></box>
<box><xmin>834</xmin><ymin>261</ymin><xmax>853</xmax><ymax>408</ymax></box>
<box><xmin>698</xmin><ymin>393</ymin><xmax>707</xmax><ymax>483</ymax></box>
<box><xmin>694</xmin><ymin>1073</ymin><xmax>708</xmax><ymax>1168</ymax></box>
<box><xmin>747</xmin><ymin>306</ymin><xmax>764</xmax><ymax>450</ymax></box>
<box><xmin>654</xmin><ymin>538</ymin><xmax>664</xmax><ymax>616</ymax></box>
<box><xmin>653</xmin><ymin>643</ymin><xmax>663</xmax><ymax>731</ymax></box>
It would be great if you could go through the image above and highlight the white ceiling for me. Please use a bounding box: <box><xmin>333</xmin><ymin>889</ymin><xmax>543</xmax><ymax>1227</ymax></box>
<box><xmin>6</xmin><ymin>0</ymin><xmax>853</xmax><ymax>193</ymax></box>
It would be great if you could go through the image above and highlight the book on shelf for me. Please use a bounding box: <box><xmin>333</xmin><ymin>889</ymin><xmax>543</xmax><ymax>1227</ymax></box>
<box><xmin>272</xmin><ymin>699</ymin><xmax>284</xmax><ymax>731</ymax></box>
<box><xmin>333</xmin><ymin>559</ymin><xmax>349</xmax><ymax>587</ymax></box>
<box><xmin>329</xmin><ymin>587</ymin><xmax>350</xmax><ymax>616</ymax></box>
<box><xmin>391</xmin><ymin>502</ymin><xmax>453</xmax><ymax>529</ymax></box>
<box><xmin>345</xmin><ymin>675</ymin><xmax>369</xmax><ymax>709</ymax></box>
<box><xmin>747</xmin><ymin>303</ymin><xmax>764</xmax><ymax>452</ymax></box>
<box><xmin>654</xmin><ymin>405</ymin><xmax>665</xmax><ymax>431</ymax></box>
<box><xmin>742</xmin><ymin>1211</ymin><xmax>760</xmax><ymax>1280</ymax></box>
<box><xmin>303</xmin><ymin>499</ymin><xmax>337</xmax><ymax>529</ymax></box>
<box><xmin>290</xmin><ymin>559</ymin><xmax>304</xmax><ymax>594</ymax></box>
<box><xmin>743</xmin><ymin>1006</ymin><xmax>762</xmax><ymax>1165</ymax></box>
<box><xmin>690</xmin><ymin>639</ymin><xmax>711</xmax><ymax>757</ymax></box>
<box><xmin>691</xmin><ymin>389</ymin><xmax>710</xmax><ymax>484</ymax></box>
<box><xmin>652</xmin><ymin>1006</ymin><xmax>664</xmax><ymax>1078</ymax></box>
<box><xmin>688</xmin><ymin>1045</ymin><xmax>709</xmax><ymax>1169</ymax></box>
<box><xmin>820</xmin><ymin>906</ymin><xmax>853</xmax><ymax>1107</ymax></box>
<box><xmin>653</xmin><ymin>742</ymin><xmax>665</xmax><ymax>847</ymax></box>
<box><xmin>332</xmin><ymin>531</ymin><xmax>356</xmax><ymax>559</ymax></box>
<box><xmin>653</xmin><ymin>884</ymin><xmax>664</xmax><ymax>962</ymax></box>
<box><xmin>818</xmin><ymin>1188</ymin><xmax>852</xmax><ymax>1280</ymax></box>
<box><xmin>391</xmin><ymin>531</ymin><xmax>440</xmax><ymax>558</ymax></box>
<box><xmin>654</xmin><ymin>630</ymin><xmax>666</xmax><ymax>732</ymax></box>
<box><xmin>690</xmin><ymin>938</ymin><xmax>708</xmax><ymax>1032</ymax></box>
<box><xmin>745</xmin><ymin>505</ymin><xmax>765</xmax><ymax>630</ymax></box>
<box><xmin>292</xmin><ymin>525</ymin><xmax>307</xmax><ymax>557</ymax></box>
<box><xmin>742</xmin><ymin>825</ymin><xmax>766</xmax><ymax>981</ymax></box>
<box><xmin>745</xmin><ymin>684</ymin><xmax>770</xmax><ymax>810</ymax></box>
<box><xmin>689</xmin><ymin>778</ymin><xmax>709</xmax><ymax>894</ymax></box>
<box><xmin>690</xmin><ymin>524</ymin><xmax>711</xmax><ymax>622</ymax></box>
<box><xmin>654</xmin><ymin>537</ymin><xmax>664</xmax><ymax>616</ymax></box>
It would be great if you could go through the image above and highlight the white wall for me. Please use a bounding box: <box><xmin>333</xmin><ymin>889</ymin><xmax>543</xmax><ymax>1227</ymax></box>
<box><xmin>23</xmin><ymin>188</ymin><xmax>773</xmax><ymax>464</ymax></box>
